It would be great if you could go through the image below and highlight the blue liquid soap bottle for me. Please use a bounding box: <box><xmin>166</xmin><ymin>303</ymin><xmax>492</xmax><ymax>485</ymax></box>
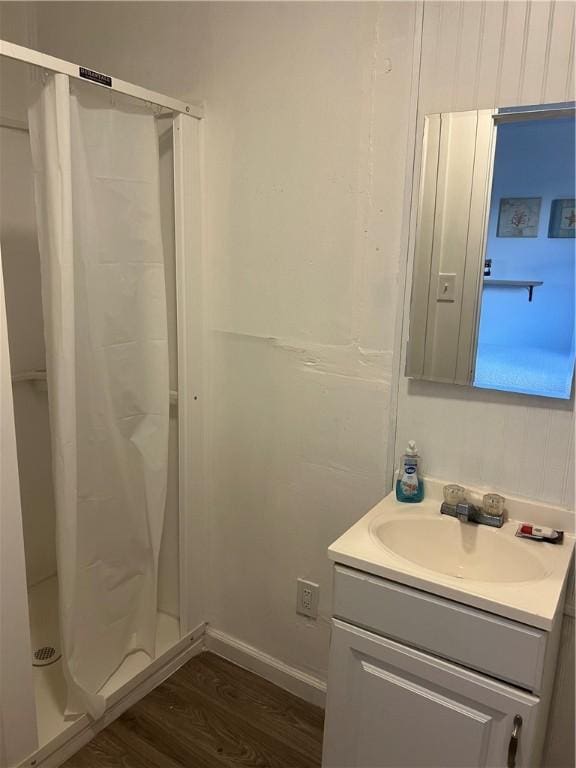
<box><xmin>396</xmin><ymin>440</ymin><xmax>424</xmax><ymax>503</ymax></box>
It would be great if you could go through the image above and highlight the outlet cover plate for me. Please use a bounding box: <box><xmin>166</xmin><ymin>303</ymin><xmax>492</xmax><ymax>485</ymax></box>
<box><xmin>297</xmin><ymin>578</ymin><xmax>319</xmax><ymax>618</ymax></box>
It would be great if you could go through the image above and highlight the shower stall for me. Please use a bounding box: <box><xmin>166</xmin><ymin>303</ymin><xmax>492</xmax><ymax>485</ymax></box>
<box><xmin>0</xmin><ymin>40</ymin><xmax>204</xmax><ymax>768</ymax></box>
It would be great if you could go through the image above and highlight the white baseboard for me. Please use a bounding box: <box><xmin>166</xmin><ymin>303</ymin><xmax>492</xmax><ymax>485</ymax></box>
<box><xmin>19</xmin><ymin>624</ymin><xmax>205</xmax><ymax>768</ymax></box>
<box><xmin>205</xmin><ymin>626</ymin><xmax>327</xmax><ymax>708</ymax></box>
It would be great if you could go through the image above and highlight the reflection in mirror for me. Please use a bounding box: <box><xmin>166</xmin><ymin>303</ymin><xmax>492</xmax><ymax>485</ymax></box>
<box><xmin>474</xmin><ymin>110</ymin><xmax>575</xmax><ymax>399</ymax></box>
<box><xmin>406</xmin><ymin>103</ymin><xmax>575</xmax><ymax>400</ymax></box>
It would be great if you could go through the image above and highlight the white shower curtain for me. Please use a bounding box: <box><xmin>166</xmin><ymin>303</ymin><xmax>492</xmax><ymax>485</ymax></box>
<box><xmin>29</xmin><ymin>75</ymin><xmax>169</xmax><ymax>719</ymax></box>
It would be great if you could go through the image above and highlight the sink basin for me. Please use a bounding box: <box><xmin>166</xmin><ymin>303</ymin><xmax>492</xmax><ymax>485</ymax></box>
<box><xmin>370</xmin><ymin>516</ymin><xmax>549</xmax><ymax>583</ymax></box>
<box><xmin>328</xmin><ymin>478</ymin><xmax>575</xmax><ymax>628</ymax></box>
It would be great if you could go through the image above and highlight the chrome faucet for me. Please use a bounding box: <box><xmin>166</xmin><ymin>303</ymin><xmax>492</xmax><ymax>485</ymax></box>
<box><xmin>440</xmin><ymin>490</ymin><xmax>505</xmax><ymax>529</ymax></box>
<box><xmin>456</xmin><ymin>502</ymin><xmax>477</xmax><ymax>523</ymax></box>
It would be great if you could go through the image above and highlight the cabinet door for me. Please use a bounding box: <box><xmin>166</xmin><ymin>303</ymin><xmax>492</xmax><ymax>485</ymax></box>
<box><xmin>322</xmin><ymin>620</ymin><xmax>539</xmax><ymax>768</ymax></box>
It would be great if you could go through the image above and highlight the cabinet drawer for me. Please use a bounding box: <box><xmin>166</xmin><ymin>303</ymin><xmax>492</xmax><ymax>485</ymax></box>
<box><xmin>333</xmin><ymin>565</ymin><xmax>547</xmax><ymax>692</ymax></box>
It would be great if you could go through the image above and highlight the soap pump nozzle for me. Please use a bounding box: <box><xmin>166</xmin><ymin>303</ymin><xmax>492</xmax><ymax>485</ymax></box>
<box><xmin>406</xmin><ymin>440</ymin><xmax>418</xmax><ymax>457</ymax></box>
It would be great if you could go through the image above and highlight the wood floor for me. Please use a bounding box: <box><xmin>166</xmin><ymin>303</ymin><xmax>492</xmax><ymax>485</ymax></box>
<box><xmin>63</xmin><ymin>652</ymin><xmax>325</xmax><ymax>768</ymax></box>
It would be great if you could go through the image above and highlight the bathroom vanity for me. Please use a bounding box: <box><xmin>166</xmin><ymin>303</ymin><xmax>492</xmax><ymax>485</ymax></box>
<box><xmin>322</xmin><ymin>480</ymin><xmax>574</xmax><ymax>768</ymax></box>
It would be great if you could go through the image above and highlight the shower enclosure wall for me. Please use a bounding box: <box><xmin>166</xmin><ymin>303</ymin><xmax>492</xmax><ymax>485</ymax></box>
<box><xmin>0</xmin><ymin>40</ymin><xmax>204</xmax><ymax>768</ymax></box>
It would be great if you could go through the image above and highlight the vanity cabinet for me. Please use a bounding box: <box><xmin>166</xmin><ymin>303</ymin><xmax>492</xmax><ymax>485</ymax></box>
<box><xmin>323</xmin><ymin>620</ymin><xmax>538</xmax><ymax>768</ymax></box>
<box><xmin>322</xmin><ymin>565</ymin><xmax>562</xmax><ymax>768</ymax></box>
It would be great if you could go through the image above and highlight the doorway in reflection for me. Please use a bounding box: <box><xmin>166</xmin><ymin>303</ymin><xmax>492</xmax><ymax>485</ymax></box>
<box><xmin>474</xmin><ymin>111</ymin><xmax>575</xmax><ymax>399</ymax></box>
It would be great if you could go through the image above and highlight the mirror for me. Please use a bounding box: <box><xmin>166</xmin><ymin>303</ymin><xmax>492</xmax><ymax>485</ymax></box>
<box><xmin>406</xmin><ymin>104</ymin><xmax>575</xmax><ymax>400</ymax></box>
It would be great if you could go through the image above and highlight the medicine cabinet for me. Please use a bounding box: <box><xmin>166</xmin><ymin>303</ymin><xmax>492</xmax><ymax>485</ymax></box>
<box><xmin>406</xmin><ymin>103</ymin><xmax>575</xmax><ymax>399</ymax></box>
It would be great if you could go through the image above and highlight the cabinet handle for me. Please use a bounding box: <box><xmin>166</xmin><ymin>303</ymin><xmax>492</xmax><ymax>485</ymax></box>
<box><xmin>507</xmin><ymin>714</ymin><xmax>523</xmax><ymax>768</ymax></box>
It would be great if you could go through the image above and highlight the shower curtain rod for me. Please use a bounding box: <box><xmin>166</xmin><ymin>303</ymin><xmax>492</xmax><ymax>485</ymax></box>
<box><xmin>0</xmin><ymin>39</ymin><xmax>204</xmax><ymax>119</ymax></box>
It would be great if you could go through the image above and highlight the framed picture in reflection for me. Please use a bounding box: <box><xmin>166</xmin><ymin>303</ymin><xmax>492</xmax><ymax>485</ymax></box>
<box><xmin>548</xmin><ymin>198</ymin><xmax>575</xmax><ymax>238</ymax></box>
<box><xmin>497</xmin><ymin>197</ymin><xmax>541</xmax><ymax>237</ymax></box>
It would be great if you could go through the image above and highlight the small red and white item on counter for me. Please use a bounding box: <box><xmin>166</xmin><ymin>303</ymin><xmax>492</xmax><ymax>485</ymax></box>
<box><xmin>515</xmin><ymin>523</ymin><xmax>564</xmax><ymax>544</ymax></box>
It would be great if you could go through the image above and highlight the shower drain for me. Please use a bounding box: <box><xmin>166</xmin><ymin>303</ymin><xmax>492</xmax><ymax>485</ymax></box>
<box><xmin>33</xmin><ymin>645</ymin><xmax>62</xmax><ymax>667</ymax></box>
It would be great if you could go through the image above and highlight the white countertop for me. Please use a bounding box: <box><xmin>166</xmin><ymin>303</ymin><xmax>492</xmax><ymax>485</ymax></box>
<box><xmin>328</xmin><ymin>479</ymin><xmax>575</xmax><ymax>630</ymax></box>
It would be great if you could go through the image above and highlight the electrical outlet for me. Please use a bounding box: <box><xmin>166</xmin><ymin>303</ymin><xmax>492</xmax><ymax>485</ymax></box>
<box><xmin>296</xmin><ymin>578</ymin><xmax>319</xmax><ymax>618</ymax></box>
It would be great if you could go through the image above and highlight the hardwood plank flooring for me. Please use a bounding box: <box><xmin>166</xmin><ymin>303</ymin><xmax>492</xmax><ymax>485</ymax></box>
<box><xmin>63</xmin><ymin>652</ymin><xmax>325</xmax><ymax>768</ymax></box>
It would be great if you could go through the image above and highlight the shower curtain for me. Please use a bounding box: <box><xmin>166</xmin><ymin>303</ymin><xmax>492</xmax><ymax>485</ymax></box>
<box><xmin>28</xmin><ymin>75</ymin><xmax>169</xmax><ymax>719</ymax></box>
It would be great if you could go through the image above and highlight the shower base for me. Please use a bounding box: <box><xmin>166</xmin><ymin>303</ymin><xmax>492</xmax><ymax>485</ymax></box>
<box><xmin>28</xmin><ymin>575</ymin><xmax>181</xmax><ymax>750</ymax></box>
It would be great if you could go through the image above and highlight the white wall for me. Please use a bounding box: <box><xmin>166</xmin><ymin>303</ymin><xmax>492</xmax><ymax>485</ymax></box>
<box><xmin>201</xmin><ymin>1</ymin><xmax>417</xmax><ymax>681</ymax></box>
<box><xmin>0</xmin><ymin>245</ymin><xmax>38</xmax><ymax>768</ymax></box>
<box><xmin>0</xmin><ymin>2</ymin><xmax>182</xmax><ymax>611</ymax></box>
<box><xmin>29</xmin><ymin>0</ymin><xmax>416</xmax><ymax>681</ymax></box>
<box><xmin>0</xmin><ymin>3</ymin><xmax>57</xmax><ymax>588</ymax></box>
<box><xmin>394</xmin><ymin>4</ymin><xmax>575</xmax><ymax>765</ymax></box>
<box><xmin>4</xmin><ymin>2</ymin><xmax>573</xmax><ymax>763</ymax></box>
<box><xmin>396</xmin><ymin>0</ymin><xmax>575</xmax><ymax>512</ymax></box>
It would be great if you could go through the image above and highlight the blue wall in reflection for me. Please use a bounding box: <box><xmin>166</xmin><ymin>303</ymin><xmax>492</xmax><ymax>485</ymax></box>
<box><xmin>475</xmin><ymin>115</ymin><xmax>575</xmax><ymax>398</ymax></box>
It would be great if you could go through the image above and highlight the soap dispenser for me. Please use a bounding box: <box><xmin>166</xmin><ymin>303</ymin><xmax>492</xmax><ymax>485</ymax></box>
<box><xmin>396</xmin><ymin>440</ymin><xmax>424</xmax><ymax>503</ymax></box>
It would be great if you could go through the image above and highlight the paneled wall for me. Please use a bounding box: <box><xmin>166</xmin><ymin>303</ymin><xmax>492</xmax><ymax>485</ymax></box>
<box><xmin>394</xmin><ymin>4</ymin><xmax>575</xmax><ymax>765</ymax></box>
<box><xmin>396</xmin><ymin>0</ymin><xmax>575</xmax><ymax>511</ymax></box>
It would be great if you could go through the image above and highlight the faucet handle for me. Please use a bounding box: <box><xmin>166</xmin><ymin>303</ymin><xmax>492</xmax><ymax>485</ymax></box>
<box><xmin>483</xmin><ymin>493</ymin><xmax>505</xmax><ymax>518</ymax></box>
<box><xmin>443</xmin><ymin>484</ymin><xmax>466</xmax><ymax>505</ymax></box>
